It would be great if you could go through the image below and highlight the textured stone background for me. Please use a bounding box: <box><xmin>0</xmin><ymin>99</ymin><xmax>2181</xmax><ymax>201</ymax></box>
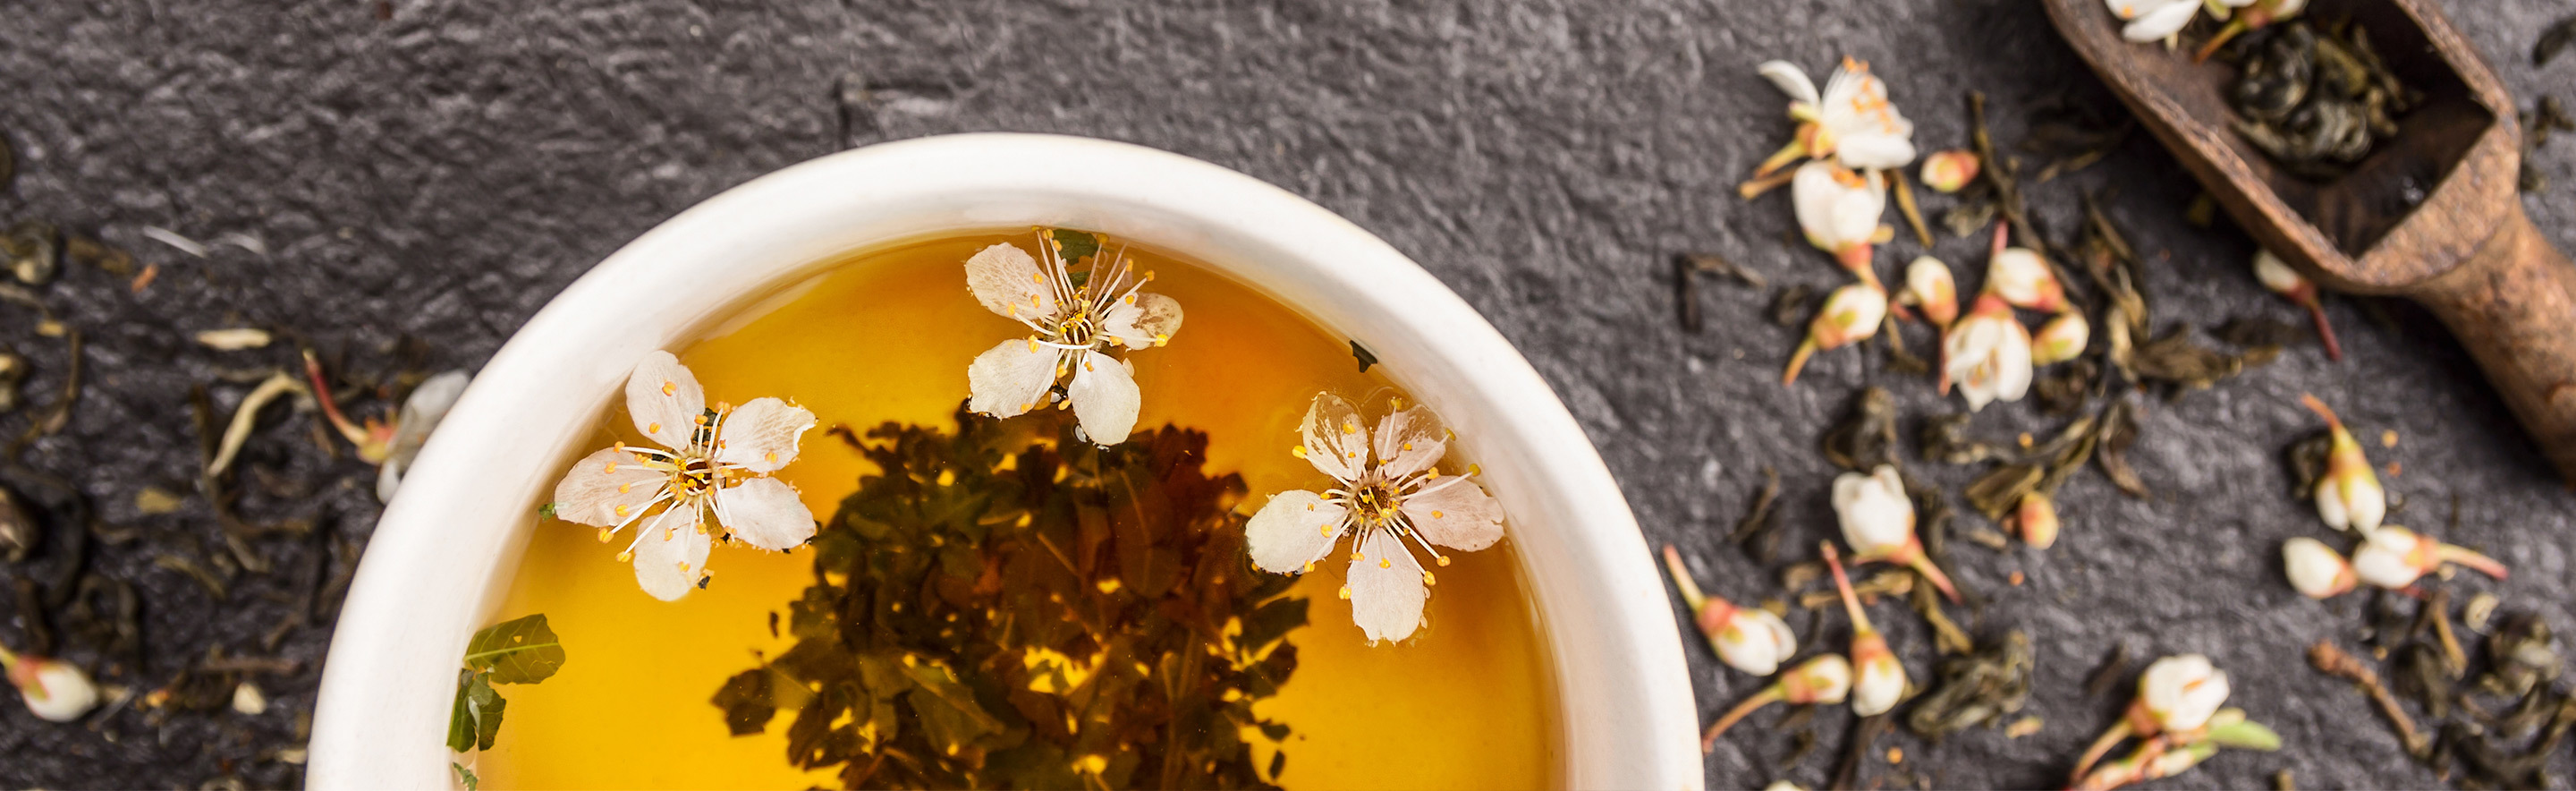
<box><xmin>3</xmin><ymin>0</ymin><xmax>2574</xmax><ymax>788</ymax></box>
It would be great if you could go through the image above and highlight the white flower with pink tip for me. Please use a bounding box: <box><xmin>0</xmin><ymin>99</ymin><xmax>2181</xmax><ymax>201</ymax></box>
<box><xmin>550</xmin><ymin>351</ymin><xmax>818</xmax><ymax>600</ymax></box>
<box><xmin>962</xmin><ymin>237</ymin><xmax>1183</xmax><ymax>447</ymax></box>
<box><xmin>1244</xmin><ymin>394</ymin><xmax>1505</xmax><ymax>643</ymax></box>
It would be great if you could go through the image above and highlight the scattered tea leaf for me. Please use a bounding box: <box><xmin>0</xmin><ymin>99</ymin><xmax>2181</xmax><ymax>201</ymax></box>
<box><xmin>1965</xmin><ymin>464</ymin><xmax>2040</xmax><ymax>523</ymax></box>
<box><xmin>2085</xmin><ymin>643</ymin><xmax>2131</xmax><ymax>700</ymax></box>
<box><xmin>1908</xmin><ymin>631</ymin><xmax>2033</xmax><ymax>738</ymax></box>
<box><xmin>1821</xmin><ymin>387</ymin><xmax>1899</xmax><ymax>472</ymax></box>
<box><xmin>1767</xmin><ymin>284</ymin><xmax>1815</xmax><ymax>327</ymax></box>
<box><xmin>2093</xmin><ymin>401</ymin><xmax>2148</xmax><ymax>498</ymax></box>
<box><xmin>194</xmin><ymin>328</ymin><xmax>274</xmax><ymax>351</ymax></box>
<box><xmin>463</xmin><ymin>613</ymin><xmax>566</xmax><ymax>685</ymax></box>
<box><xmin>1724</xmin><ymin>465</ymin><xmax>1783</xmax><ymax>564</ymax></box>
<box><xmin>134</xmin><ymin>487</ymin><xmax>185</xmax><ymax>515</ymax></box>
<box><xmin>2537</xmin><ymin>15</ymin><xmax>2576</xmax><ymax>66</ymax></box>
<box><xmin>1921</xmin><ymin>413</ymin><xmax>2006</xmax><ymax>466</ymax></box>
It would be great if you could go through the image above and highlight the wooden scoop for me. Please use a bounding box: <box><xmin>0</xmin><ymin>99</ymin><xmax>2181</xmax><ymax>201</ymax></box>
<box><xmin>2042</xmin><ymin>0</ymin><xmax>2576</xmax><ymax>484</ymax></box>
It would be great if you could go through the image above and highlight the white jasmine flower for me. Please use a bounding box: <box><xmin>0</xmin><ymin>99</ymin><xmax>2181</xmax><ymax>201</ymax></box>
<box><xmin>1783</xmin><ymin>278</ymin><xmax>1889</xmax><ymax>387</ymax></box>
<box><xmin>2032</xmin><ymin>311</ymin><xmax>2090</xmax><ymax>366</ymax></box>
<box><xmin>1702</xmin><ymin>654</ymin><xmax>1853</xmax><ymax>750</ymax></box>
<box><xmin>1</xmin><ymin>646</ymin><xmax>98</xmax><ymax>723</ymax></box>
<box><xmin>2106</xmin><ymin>0</ymin><xmax>2201</xmax><ymax>42</ymax></box>
<box><xmin>1821</xmin><ymin>542</ymin><xmax>1905</xmax><ymax>717</ymax></box>
<box><xmin>1754</xmin><ymin>58</ymin><xmax>1919</xmax><ymax>176</ymax></box>
<box><xmin>2253</xmin><ymin>250</ymin><xmax>2343</xmax><ymax>361</ymax></box>
<box><xmin>1943</xmin><ymin>293</ymin><xmax>2034</xmax><ymax>411</ymax></box>
<box><xmin>963</xmin><ymin>238</ymin><xmax>1182</xmax><ymax>446</ymax></box>
<box><xmin>1831</xmin><ymin>465</ymin><xmax>1959</xmax><ymax>601</ymax></box>
<box><xmin>2298</xmin><ymin>394</ymin><xmax>2384</xmax><ymax>535</ymax></box>
<box><xmin>1662</xmin><ymin>546</ymin><xmax>1799</xmax><ymax>676</ymax></box>
<box><xmin>376</xmin><ymin>370</ymin><xmax>471</xmax><ymax>503</ymax></box>
<box><xmin>550</xmin><ymin>351</ymin><xmax>818</xmax><ymax>601</ymax></box>
<box><xmin>2281</xmin><ymin>537</ymin><xmax>2357</xmax><ymax>599</ymax></box>
<box><xmin>1245</xmin><ymin>395</ymin><xmax>1504</xmax><ymax>643</ymax></box>
<box><xmin>1792</xmin><ymin>162</ymin><xmax>1894</xmax><ymax>271</ymax></box>
<box><xmin>2350</xmin><ymin>526</ymin><xmax>2509</xmax><ymax>590</ymax></box>
<box><xmin>1902</xmin><ymin>256</ymin><xmax>1959</xmax><ymax>329</ymax></box>
<box><xmin>2137</xmin><ymin>654</ymin><xmax>2230</xmax><ymax>733</ymax></box>
<box><xmin>1988</xmin><ymin>247</ymin><xmax>2070</xmax><ymax>312</ymax></box>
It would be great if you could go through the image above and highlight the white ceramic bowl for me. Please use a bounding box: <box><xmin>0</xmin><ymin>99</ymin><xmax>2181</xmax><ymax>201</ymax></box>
<box><xmin>309</xmin><ymin>133</ymin><xmax>1699</xmax><ymax>789</ymax></box>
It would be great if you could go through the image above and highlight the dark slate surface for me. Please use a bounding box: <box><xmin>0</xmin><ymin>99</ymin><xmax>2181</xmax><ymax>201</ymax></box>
<box><xmin>4</xmin><ymin>0</ymin><xmax>2573</xmax><ymax>788</ymax></box>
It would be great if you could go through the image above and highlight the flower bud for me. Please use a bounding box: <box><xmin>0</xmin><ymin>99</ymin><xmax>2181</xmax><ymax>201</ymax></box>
<box><xmin>2031</xmin><ymin>311</ymin><xmax>2090</xmax><ymax>366</ymax></box>
<box><xmin>2281</xmin><ymin>537</ymin><xmax>2357</xmax><ymax>599</ymax></box>
<box><xmin>1782</xmin><ymin>280</ymin><xmax>1888</xmax><ymax>386</ymax></box>
<box><xmin>2</xmin><ymin>648</ymin><xmax>100</xmax><ymax>723</ymax></box>
<box><xmin>2299</xmin><ymin>395</ymin><xmax>2383</xmax><ymax>534</ymax></box>
<box><xmin>2013</xmin><ymin>491</ymin><xmax>2061</xmax><ymax>549</ymax></box>
<box><xmin>1987</xmin><ymin>247</ymin><xmax>2069</xmax><ymax>312</ymax></box>
<box><xmin>1661</xmin><ymin>545</ymin><xmax>1799</xmax><ymax>676</ymax></box>
<box><xmin>1902</xmin><ymin>256</ymin><xmax>1959</xmax><ymax>328</ymax></box>
<box><xmin>2254</xmin><ymin>251</ymin><xmax>2343</xmax><ymax>361</ymax></box>
<box><xmin>1702</xmin><ymin>654</ymin><xmax>1853</xmax><ymax>751</ymax></box>
<box><xmin>1830</xmin><ymin>465</ymin><xmax>1961</xmax><ymax>602</ymax></box>
<box><xmin>1919</xmin><ymin>149</ymin><xmax>1981</xmax><ymax>193</ymax></box>
<box><xmin>1942</xmin><ymin>294</ymin><xmax>2033</xmax><ymax>412</ymax></box>
<box><xmin>2136</xmin><ymin>654</ymin><xmax>2229</xmax><ymax>734</ymax></box>
<box><xmin>2350</xmin><ymin>526</ymin><xmax>2509</xmax><ymax>590</ymax></box>
<box><xmin>1821</xmin><ymin>541</ymin><xmax>1905</xmax><ymax>717</ymax></box>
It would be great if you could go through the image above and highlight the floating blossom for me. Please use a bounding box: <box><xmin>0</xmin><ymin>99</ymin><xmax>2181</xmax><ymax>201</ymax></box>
<box><xmin>1943</xmin><ymin>293</ymin><xmax>2034</xmax><ymax>411</ymax></box>
<box><xmin>1782</xmin><ymin>278</ymin><xmax>1889</xmax><ymax>386</ymax></box>
<box><xmin>2298</xmin><ymin>394</ymin><xmax>2384</xmax><ymax>535</ymax></box>
<box><xmin>1919</xmin><ymin>149</ymin><xmax>1981</xmax><ymax>193</ymax></box>
<box><xmin>550</xmin><ymin>351</ymin><xmax>818</xmax><ymax>600</ymax></box>
<box><xmin>2282</xmin><ymin>537</ymin><xmax>2358</xmax><ymax>599</ymax></box>
<box><xmin>1791</xmin><ymin>162</ymin><xmax>1893</xmax><ymax>271</ymax></box>
<box><xmin>1821</xmin><ymin>542</ymin><xmax>1905</xmax><ymax>717</ymax></box>
<box><xmin>1901</xmin><ymin>256</ymin><xmax>1959</xmax><ymax>329</ymax></box>
<box><xmin>2072</xmin><ymin>654</ymin><xmax>2232</xmax><ymax>781</ymax></box>
<box><xmin>1987</xmin><ymin>247</ymin><xmax>2070</xmax><ymax>313</ymax></box>
<box><xmin>1701</xmin><ymin>654</ymin><xmax>1853</xmax><ymax>751</ymax></box>
<box><xmin>2252</xmin><ymin>250</ymin><xmax>2343</xmax><ymax>361</ymax></box>
<box><xmin>2106</xmin><ymin>0</ymin><xmax>2201</xmax><ymax>43</ymax></box>
<box><xmin>2032</xmin><ymin>311</ymin><xmax>2090</xmax><ymax>366</ymax></box>
<box><xmin>1661</xmin><ymin>546</ymin><xmax>1799</xmax><ymax>676</ymax></box>
<box><xmin>963</xmin><ymin>238</ymin><xmax>1183</xmax><ymax>446</ymax></box>
<box><xmin>1751</xmin><ymin>58</ymin><xmax>1919</xmax><ymax>177</ymax></box>
<box><xmin>1246</xmin><ymin>395</ymin><xmax>1504</xmax><ymax>643</ymax></box>
<box><xmin>2349</xmin><ymin>526</ymin><xmax>2509</xmax><ymax>590</ymax></box>
<box><xmin>1</xmin><ymin>644</ymin><xmax>98</xmax><ymax>722</ymax></box>
<box><xmin>1832</xmin><ymin>465</ymin><xmax>1960</xmax><ymax>602</ymax></box>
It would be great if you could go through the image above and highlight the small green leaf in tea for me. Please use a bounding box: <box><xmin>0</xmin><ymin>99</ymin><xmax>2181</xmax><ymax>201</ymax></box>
<box><xmin>464</xmin><ymin>613</ymin><xmax>566</xmax><ymax>685</ymax></box>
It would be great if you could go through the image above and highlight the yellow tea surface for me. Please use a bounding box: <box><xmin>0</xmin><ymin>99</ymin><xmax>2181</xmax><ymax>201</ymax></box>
<box><xmin>476</xmin><ymin>234</ymin><xmax>1558</xmax><ymax>789</ymax></box>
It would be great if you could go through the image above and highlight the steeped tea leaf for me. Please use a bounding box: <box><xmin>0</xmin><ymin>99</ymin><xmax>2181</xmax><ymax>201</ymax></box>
<box><xmin>1047</xmin><ymin>228</ymin><xmax>1101</xmax><ymax>266</ymax></box>
<box><xmin>464</xmin><ymin>613</ymin><xmax>566</xmax><ymax>685</ymax></box>
<box><xmin>446</xmin><ymin>669</ymin><xmax>507</xmax><ymax>753</ymax></box>
<box><xmin>734</xmin><ymin>406</ymin><xmax>1304</xmax><ymax>789</ymax></box>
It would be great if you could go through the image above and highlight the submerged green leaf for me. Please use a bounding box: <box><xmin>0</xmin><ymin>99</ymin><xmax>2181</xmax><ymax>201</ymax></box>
<box><xmin>714</xmin><ymin>668</ymin><xmax>779</xmax><ymax>736</ymax></box>
<box><xmin>1047</xmin><ymin>228</ymin><xmax>1101</xmax><ymax>266</ymax></box>
<box><xmin>446</xmin><ymin>669</ymin><xmax>507</xmax><ymax>753</ymax></box>
<box><xmin>464</xmin><ymin>613</ymin><xmax>566</xmax><ymax>685</ymax></box>
<box><xmin>453</xmin><ymin>762</ymin><xmax>479</xmax><ymax>791</ymax></box>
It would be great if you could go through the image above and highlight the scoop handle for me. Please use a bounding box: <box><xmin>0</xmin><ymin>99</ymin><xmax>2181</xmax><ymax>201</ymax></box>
<box><xmin>2412</xmin><ymin>205</ymin><xmax>2576</xmax><ymax>485</ymax></box>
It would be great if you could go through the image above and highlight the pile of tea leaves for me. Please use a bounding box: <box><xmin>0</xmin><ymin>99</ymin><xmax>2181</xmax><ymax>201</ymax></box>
<box><xmin>2220</xmin><ymin>20</ymin><xmax>2421</xmax><ymax>181</ymax></box>
<box><xmin>714</xmin><ymin>406</ymin><xmax>1304</xmax><ymax>790</ymax></box>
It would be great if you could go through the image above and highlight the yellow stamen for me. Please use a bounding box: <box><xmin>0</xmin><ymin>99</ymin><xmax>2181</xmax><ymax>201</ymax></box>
<box><xmin>1431</xmin><ymin>510</ymin><xmax>1445</xmax><ymax>519</ymax></box>
<box><xmin>764</xmin><ymin>451</ymin><xmax>777</xmax><ymax>464</ymax></box>
<box><xmin>605</xmin><ymin>461</ymin><xmax>619</xmax><ymax>473</ymax></box>
<box><xmin>596</xmin><ymin>527</ymin><xmax>613</xmax><ymax>542</ymax></box>
<box><xmin>1423</xmin><ymin>571</ymin><xmax>1436</xmax><ymax>586</ymax></box>
<box><xmin>1436</xmin><ymin>556</ymin><xmax>1452</xmax><ymax>567</ymax></box>
<box><xmin>1301</xmin><ymin>561</ymin><xmax>1317</xmax><ymax>574</ymax></box>
<box><xmin>1292</xmin><ymin>446</ymin><xmax>1308</xmax><ymax>459</ymax></box>
<box><xmin>1378</xmin><ymin>557</ymin><xmax>1392</xmax><ymax>569</ymax></box>
<box><xmin>661</xmin><ymin>381</ymin><xmax>676</xmax><ymax>396</ymax></box>
<box><xmin>647</xmin><ymin>421</ymin><xmax>661</xmax><ymax>434</ymax></box>
<box><xmin>615</xmin><ymin>549</ymin><xmax>634</xmax><ymax>562</ymax></box>
<box><xmin>1349</xmin><ymin>550</ymin><xmax>1362</xmax><ymax>562</ymax></box>
<box><xmin>617</xmin><ymin>483</ymin><xmax>631</xmax><ymax>494</ymax></box>
<box><xmin>1337</xmin><ymin>585</ymin><xmax>1352</xmax><ymax>600</ymax></box>
<box><xmin>614</xmin><ymin>504</ymin><xmax>630</xmax><ymax>517</ymax></box>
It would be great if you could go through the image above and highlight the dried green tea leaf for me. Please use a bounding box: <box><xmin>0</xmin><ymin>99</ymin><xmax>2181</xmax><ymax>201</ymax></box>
<box><xmin>2537</xmin><ymin>15</ymin><xmax>2576</xmax><ymax>66</ymax></box>
<box><xmin>1821</xmin><ymin>387</ymin><xmax>1899</xmax><ymax>472</ymax></box>
<box><xmin>1908</xmin><ymin>631</ymin><xmax>2032</xmax><ymax>738</ymax></box>
<box><xmin>446</xmin><ymin>669</ymin><xmax>506</xmax><ymax>753</ymax></box>
<box><xmin>1966</xmin><ymin>464</ymin><xmax>2041</xmax><ymax>522</ymax></box>
<box><xmin>1726</xmin><ymin>466</ymin><xmax>1783</xmax><ymax>564</ymax></box>
<box><xmin>463</xmin><ymin>613</ymin><xmax>565</xmax><ymax>685</ymax></box>
<box><xmin>2207</xmin><ymin>717</ymin><xmax>2284</xmax><ymax>751</ymax></box>
<box><xmin>1921</xmin><ymin>414</ymin><xmax>2006</xmax><ymax>466</ymax></box>
<box><xmin>1767</xmin><ymin>284</ymin><xmax>1815</xmax><ymax>327</ymax></box>
<box><xmin>2284</xmin><ymin>430</ymin><xmax>2334</xmax><ymax>499</ymax></box>
<box><xmin>2094</xmin><ymin>401</ymin><xmax>2148</xmax><ymax>498</ymax></box>
<box><xmin>1910</xmin><ymin>576</ymin><xmax>1975</xmax><ymax>657</ymax></box>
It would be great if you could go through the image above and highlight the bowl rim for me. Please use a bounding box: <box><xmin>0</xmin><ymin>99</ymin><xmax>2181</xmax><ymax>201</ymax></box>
<box><xmin>309</xmin><ymin>132</ymin><xmax>1700</xmax><ymax>789</ymax></box>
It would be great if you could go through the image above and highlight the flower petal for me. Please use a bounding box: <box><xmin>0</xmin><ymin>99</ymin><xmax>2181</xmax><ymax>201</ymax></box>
<box><xmin>1400</xmin><ymin>477</ymin><xmax>1504</xmax><ymax>552</ymax></box>
<box><xmin>551</xmin><ymin>447</ymin><xmax>669</xmax><ymax>527</ymax></box>
<box><xmin>626</xmin><ymin>350</ymin><xmax>707</xmax><ymax>449</ymax></box>
<box><xmin>1299</xmin><ymin>393</ymin><xmax>1370</xmax><ymax>482</ymax></box>
<box><xmin>967</xmin><ymin>337</ymin><xmax>1061</xmax><ymax>419</ymax></box>
<box><xmin>1370</xmin><ymin>404</ymin><xmax>1448</xmax><ymax>479</ymax></box>
<box><xmin>1348</xmin><ymin>529</ymin><xmax>1428</xmax><ymax>643</ymax></box>
<box><xmin>1835</xmin><ymin>132</ymin><xmax>1918</xmax><ymax>171</ymax></box>
<box><xmin>388</xmin><ymin>370</ymin><xmax>470</xmax><ymax>468</ymax></box>
<box><xmin>1068</xmin><ymin>349</ymin><xmax>1141</xmax><ymax>445</ymax></box>
<box><xmin>715</xmin><ymin>397</ymin><xmax>816</xmax><ymax>474</ymax></box>
<box><xmin>1757</xmin><ymin>60</ymin><xmax>1820</xmax><ymax>107</ymax></box>
<box><xmin>2121</xmin><ymin>0</ymin><xmax>2199</xmax><ymax>41</ymax></box>
<box><xmin>714</xmin><ymin>475</ymin><xmax>817</xmax><ymax>551</ymax></box>
<box><xmin>632</xmin><ymin>506</ymin><xmax>712</xmax><ymax>601</ymax></box>
<box><xmin>1098</xmin><ymin>292</ymin><xmax>1184</xmax><ymax>349</ymax></box>
<box><xmin>964</xmin><ymin>242</ymin><xmax>1057</xmax><ymax>322</ymax></box>
<box><xmin>1245</xmin><ymin>490</ymin><xmax>1349</xmax><ymax>574</ymax></box>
